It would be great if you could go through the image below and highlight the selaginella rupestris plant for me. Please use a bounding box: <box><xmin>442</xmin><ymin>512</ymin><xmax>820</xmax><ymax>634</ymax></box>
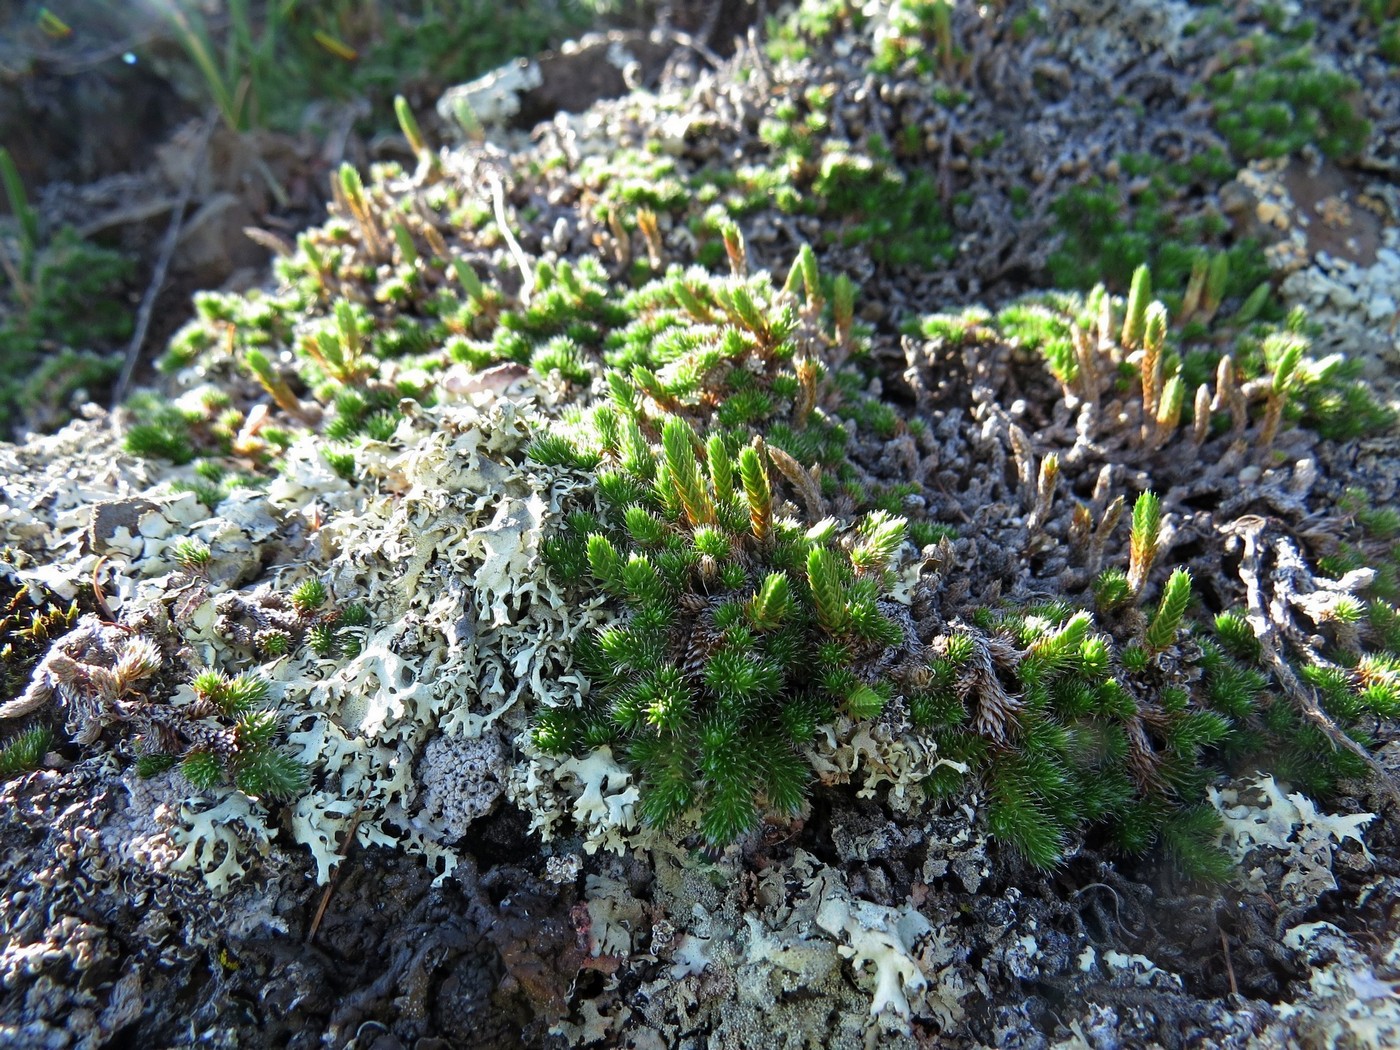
<box><xmin>134</xmin><ymin>668</ymin><xmax>308</xmax><ymax>800</ymax></box>
<box><xmin>534</xmin><ymin>412</ymin><xmax>912</xmax><ymax>846</ymax></box>
<box><xmin>533</xmin><ymin>417</ymin><xmax>1258</xmax><ymax>871</ymax></box>
<box><xmin>522</xmin><ymin>246</ymin><xmax>1399</xmax><ymax>877</ymax></box>
<box><xmin>524</xmin><ymin>239</ymin><xmax>928</xmax><ymax>847</ymax></box>
<box><xmin>526</xmin><ymin>250</ymin><xmax>1176</xmax><ymax>866</ymax></box>
<box><xmin>901</xmin><ymin>264</ymin><xmax>1399</xmax><ymax>870</ymax></box>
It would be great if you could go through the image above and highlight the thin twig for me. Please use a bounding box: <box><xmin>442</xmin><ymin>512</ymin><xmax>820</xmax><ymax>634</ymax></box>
<box><xmin>306</xmin><ymin>797</ymin><xmax>366</xmax><ymax>943</ymax></box>
<box><xmin>112</xmin><ymin>113</ymin><xmax>217</xmax><ymax>406</ymax></box>
<box><xmin>91</xmin><ymin>555</ymin><xmax>120</xmax><ymax>625</ymax></box>
<box><xmin>1220</xmin><ymin>927</ymin><xmax>1239</xmax><ymax>997</ymax></box>
<box><xmin>664</xmin><ymin>29</ymin><xmax>723</xmax><ymax>71</ymax></box>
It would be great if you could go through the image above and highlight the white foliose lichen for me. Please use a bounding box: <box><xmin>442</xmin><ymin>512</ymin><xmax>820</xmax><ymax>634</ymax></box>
<box><xmin>169</xmin><ymin>791</ymin><xmax>274</xmax><ymax>896</ymax></box>
<box><xmin>809</xmin><ymin>859</ymin><xmax>971</xmax><ymax>1032</ymax></box>
<box><xmin>1208</xmin><ymin>773</ymin><xmax>1375</xmax><ymax>905</ymax></box>
<box><xmin>1269</xmin><ymin>915</ymin><xmax>1400</xmax><ymax>1049</ymax></box>
<box><xmin>0</xmin><ymin>385</ymin><xmax>627</xmax><ymax>891</ymax></box>
<box><xmin>809</xmin><ymin>718</ymin><xmax>965</xmax><ymax>815</ymax></box>
<box><xmin>519</xmin><ymin>747</ymin><xmax>641</xmax><ymax>856</ymax></box>
<box><xmin>240</xmin><ymin>394</ymin><xmax>618</xmax><ymax>886</ymax></box>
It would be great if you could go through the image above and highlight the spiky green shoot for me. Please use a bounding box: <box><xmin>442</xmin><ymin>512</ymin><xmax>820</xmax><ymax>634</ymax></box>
<box><xmin>587</xmin><ymin>534</ymin><xmax>625</xmax><ymax>592</ymax></box>
<box><xmin>451</xmin><ymin>258</ymin><xmax>485</xmax><ymax>303</ymax></box>
<box><xmin>1140</xmin><ymin>302</ymin><xmax>1169</xmax><ymax>415</ymax></box>
<box><xmin>333</xmin><ymin>298</ymin><xmax>364</xmax><ymax>375</ymax></box>
<box><xmin>0</xmin><ymin>147</ymin><xmax>39</xmax><ymax>282</ymax></box>
<box><xmin>219</xmin><ymin>672</ymin><xmax>271</xmax><ymax>713</ymax></box>
<box><xmin>337</xmin><ymin>162</ymin><xmax>384</xmax><ymax>255</ymax></box>
<box><xmin>737</xmin><ymin>444</ymin><xmax>773</xmax><ymax>543</ymax></box>
<box><xmin>1121</xmin><ymin>264</ymin><xmax>1151</xmax><ymax>349</ymax></box>
<box><xmin>1156</xmin><ymin>374</ymin><xmax>1185</xmax><ymax>434</ymax></box>
<box><xmin>244</xmin><ymin>349</ymin><xmax>304</xmax><ymax>418</ymax></box>
<box><xmin>846</xmin><ymin>683</ymin><xmax>886</xmax><ymax>720</ymax></box>
<box><xmin>1205</xmin><ymin>252</ymin><xmax>1230</xmax><ymax>316</ymax></box>
<box><xmin>339</xmin><ymin>162</ymin><xmax>367</xmax><ymax>213</ymax></box>
<box><xmin>232</xmin><ymin>743</ymin><xmax>309</xmax><ymax>800</ymax></box>
<box><xmin>807</xmin><ymin>546</ymin><xmax>849</xmax><ymax>635</ymax></box>
<box><xmin>801</xmin><ymin>243</ymin><xmax>822</xmax><ymax>308</ymax></box>
<box><xmin>1182</xmin><ymin>253</ymin><xmax>1209</xmax><ymax>320</ymax></box>
<box><xmin>290</xmin><ymin>578</ymin><xmax>328</xmax><ymax>615</ymax></box>
<box><xmin>394</xmin><ymin>94</ymin><xmax>429</xmax><ymax>160</ymax></box>
<box><xmin>181</xmin><ymin>750</ymin><xmax>224</xmax><ymax>789</ymax></box>
<box><xmin>1031</xmin><ymin>611</ymin><xmax>1093</xmax><ymax>670</ymax></box>
<box><xmin>706</xmin><ymin>434</ymin><xmax>734</xmax><ymax>505</ymax></box>
<box><xmin>1128</xmin><ymin>491</ymin><xmax>1161</xmax><ymax>596</ymax></box>
<box><xmin>308</xmin><ymin>623</ymin><xmax>338</xmax><ymax>658</ymax></box>
<box><xmin>785</xmin><ymin>242</ymin><xmax>822</xmax><ymax>308</ymax></box>
<box><xmin>0</xmin><ymin>727</ymin><xmax>51</xmax><ymax>777</ymax></box>
<box><xmin>1215</xmin><ymin>611</ymin><xmax>1261</xmax><ymax>660</ymax></box>
<box><xmin>720</xmin><ymin>221</ymin><xmax>747</xmax><ymax>276</ymax></box>
<box><xmin>749</xmin><ymin>572</ymin><xmax>792</xmax><ymax>629</ymax></box>
<box><xmin>1270</xmin><ymin>333</ymin><xmax>1307</xmax><ymax>398</ymax></box>
<box><xmin>392</xmin><ymin>222</ymin><xmax>419</xmax><ymax>266</ymax></box>
<box><xmin>1235</xmin><ymin>282</ymin><xmax>1271</xmax><ymax>325</ymax></box>
<box><xmin>1146</xmin><ymin>568</ymin><xmax>1193</xmax><ymax>652</ymax></box>
<box><xmin>1259</xmin><ymin>332</ymin><xmax>1308</xmax><ymax>450</ymax></box>
<box><xmin>832</xmin><ymin>274</ymin><xmax>856</xmax><ymax>343</ymax></box>
<box><xmin>851</xmin><ymin>511</ymin><xmax>908</xmax><ymax>579</ymax></box>
<box><xmin>662</xmin><ymin>416</ymin><xmax>715</xmax><ymax>527</ymax></box>
<box><xmin>1161</xmin><ymin>805</ymin><xmax>1235</xmax><ymax>883</ymax></box>
<box><xmin>173</xmin><ymin>538</ymin><xmax>212</xmax><ymax>574</ymax></box>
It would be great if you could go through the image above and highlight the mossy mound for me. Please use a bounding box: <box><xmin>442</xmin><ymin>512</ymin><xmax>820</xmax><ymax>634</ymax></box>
<box><xmin>2</xmin><ymin>2</ymin><xmax>1400</xmax><ymax>1047</ymax></box>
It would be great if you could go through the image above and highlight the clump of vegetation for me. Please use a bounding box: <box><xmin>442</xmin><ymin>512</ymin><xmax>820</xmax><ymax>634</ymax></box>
<box><xmin>900</xmin><ymin>264</ymin><xmax>1396</xmax><ymax>867</ymax></box>
<box><xmin>911</xmin><ymin>581</ymin><xmax>1237</xmax><ymax>878</ymax></box>
<box><xmin>102</xmin><ymin>0</ymin><xmax>1397</xmax><ymax>889</ymax></box>
<box><xmin>0</xmin><ymin>590</ymin><xmax>307</xmax><ymax>802</ymax></box>
<box><xmin>535</xmin><ymin>418</ymin><xmax>910</xmax><ymax>846</ymax></box>
<box><xmin>0</xmin><ymin>568</ymin><xmax>79</xmax><ymax>702</ymax></box>
<box><xmin>988</xmin><ymin>263</ymin><xmax>1390</xmax><ymax>447</ymax></box>
<box><xmin>1361</xmin><ymin>0</ymin><xmax>1400</xmax><ymax>63</ymax></box>
<box><xmin>519</xmin><ymin>252</ymin><xmax>1384</xmax><ymax>875</ymax></box>
<box><xmin>211</xmin><ymin>575</ymin><xmax>370</xmax><ymax>662</ymax></box>
<box><xmin>0</xmin><ymin>148</ymin><xmax>133</xmax><ymax>436</ymax></box>
<box><xmin>521</xmin><ymin>244</ymin><xmax>923</xmax><ymax>848</ymax></box>
<box><xmin>139</xmin><ymin>154</ymin><xmax>911</xmax><ymax>522</ymax></box>
<box><xmin>568</xmin><ymin>73</ymin><xmax>958</xmax><ymax>273</ymax></box>
<box><xmin>868</xmin><ymin>0</ymin><xmax>965</xmax><ymax>80</ymax></box>
<box><xmin>1207</xmin><ymin>39</ymin><xmax>1370</xmax><ymax>160</ymax></box>
<box><xmin>124</xmin><ymin>113</ymin><xmax>1398</xmax><ymax>876</ymax></box>
<box><xmin>1044</xmin><ymin>151</ymin><xmax>1270</xmax><ymax>305</ymax></box>
<box><xmin>134</xmin><ymin>669</ymin><xmax>308</xmax><ymax>800</ymax></box>
<box><xmin>154</xmin><ymin>0</ymin><xmax>629</xmax><ymax>134</ymax></box>
<box><xmin>715</xmin><ymin>90</ymin><xmax>958</xmax><ymax>271</ymax></box>
<box><xmin>1319</xmin><ymin>487</ymin><xmax>1400</xmax><ymax>627</ymax></box>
